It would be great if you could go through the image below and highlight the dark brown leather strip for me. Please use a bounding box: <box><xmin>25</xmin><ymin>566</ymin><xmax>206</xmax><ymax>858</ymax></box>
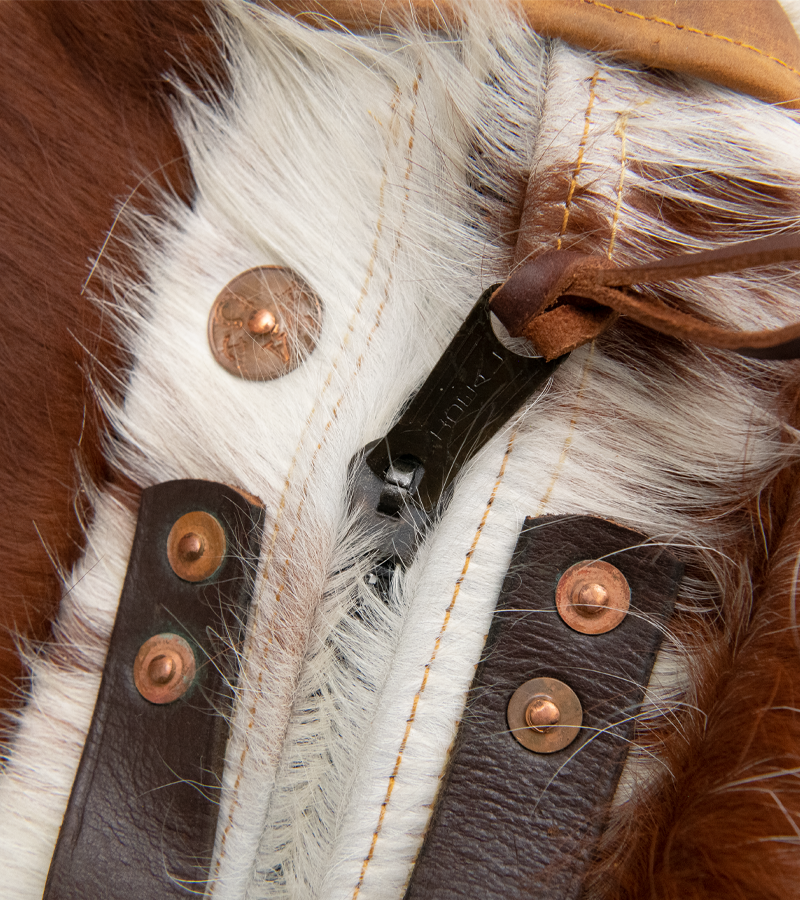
<box><xmin>490</xmin><ymin>251</ymin><xmax>613</xmax><ymax>335</ymax></box>
<box><xmin>44</xmin><ymin>481</ymin><xmax>264</xmax><ymax>900</ymax></box>
<box><xmin>595</xmin><ymin>233</ymin><xmax>800</xmax><ymax>286</ymax></box>
<box><xmin>491</xmin><ymin>236</ymin><xmax>800</xmax><ymax>360</ymax></box>
<box><xmin>574</xmin><ymin>280</ymin><xmax>800</xmax><ymax>359</ymax></box>
<box><xmin>404</xmin><ymin>515</ymin><xmax>682</xmax><ymax>900</ymax></box>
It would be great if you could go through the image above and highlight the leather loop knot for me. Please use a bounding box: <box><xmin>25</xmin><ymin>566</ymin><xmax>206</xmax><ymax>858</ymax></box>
<box><xmin>490</xmin><ymin>234</ymin><xmax>800</xmax><ymax>361</ymax></box>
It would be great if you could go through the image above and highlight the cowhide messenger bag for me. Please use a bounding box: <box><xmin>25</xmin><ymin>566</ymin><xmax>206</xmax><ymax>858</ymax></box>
<box><xmin>1</xmin><ymin>2</ymin><xmax>800</xmax><ymax>898</ymax></box>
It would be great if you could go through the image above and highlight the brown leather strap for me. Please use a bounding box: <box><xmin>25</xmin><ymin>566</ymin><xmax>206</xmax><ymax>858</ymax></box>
<box><xmin>490</xmin><ymin>234</ymin><xmax>800</xmax><ymax>360</ymax></box>
<box><xmin>44</xmin><ymin>481</ymin><xmax>264</xmax><ymax>900</ymax></box>
<box><xmin>275</xmin><ymin>1</ymin><xmax>800</xmax><ymax>109</ymax></box>
<box><xmin>596</xmin><ymin>234</ymin><xmax>800</xmax><ymax>285</ymax></box>
<box><xmin>404</xmin><ymin>515</ymin><xmax>683</xmax><ymax>900</ymax></box>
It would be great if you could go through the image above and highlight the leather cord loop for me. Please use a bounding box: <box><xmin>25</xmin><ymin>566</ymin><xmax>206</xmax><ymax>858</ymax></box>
<box><xmin>490</xmin><ymin>234</ymin><xmax>800</xmax><ymax>361</ymax></box>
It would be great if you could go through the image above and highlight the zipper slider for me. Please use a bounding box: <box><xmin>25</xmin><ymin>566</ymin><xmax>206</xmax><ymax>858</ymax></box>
<box><xmin>350</xmin><ymin>285</ymin><xmax>564</xmax><ymax>570</ymax></box>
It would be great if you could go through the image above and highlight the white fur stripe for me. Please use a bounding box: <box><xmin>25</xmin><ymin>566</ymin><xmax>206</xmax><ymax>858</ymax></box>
<box><xmin>0</xmin><ymin>496</ymin><xmax>135</xmax><ymax>895</ymax></box>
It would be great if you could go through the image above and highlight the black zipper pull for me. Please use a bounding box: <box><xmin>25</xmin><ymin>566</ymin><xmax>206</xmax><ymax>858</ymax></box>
<box><xmin>350</xmin><ymin>285</ymin><xmax>564</xmax><ymax>570</ymax></box>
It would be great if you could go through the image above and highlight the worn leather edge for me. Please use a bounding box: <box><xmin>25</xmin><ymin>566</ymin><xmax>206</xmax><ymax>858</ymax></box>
<box><xmin>522</xmin><ymin>0</ymin><xmax>800</xmax><ymax>109</ymax></box>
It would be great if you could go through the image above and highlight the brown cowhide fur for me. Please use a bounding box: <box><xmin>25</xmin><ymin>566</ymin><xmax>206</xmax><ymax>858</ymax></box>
<box><xmin>0</xmin><ymin>0</ymin><xmax>219</xmax><ymax>715</ymax></box>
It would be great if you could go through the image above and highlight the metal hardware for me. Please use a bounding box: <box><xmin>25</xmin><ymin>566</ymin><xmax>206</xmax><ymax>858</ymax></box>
<box><xmin>208</xmin><ymin>266</ymin><xmax>322</xmax><ymax>380</ymax></box>
<box><xmin>44</xmin><ymin>481</ymin><xmax>265</xmax><ymax>899</ymax></box>
<box><xmin>248</xmin><ymin>307</ymin><xmax>278</xmax><ymax>335</ymax></box>
<box><xmin>365</xmin><ymin>286</ymin><xmax>562</xmax><ymax>512</ymax></box>
<box><xmin>349</xmin><ymin>447</ymin><xmax>428</xmax><ymax>570</ymax></box>
<box><xmin>351</xmin><ymin>286</ymin><xmax>563</xmax><ymax>578</ymax></box>
<box><xmin>167</xmin><ymin>510</ymin><xmax>226</xmax><ymax>582</ymax></box>
<box><xmin>507</xmin><ymin>676</ymin><xmax>582</xmax><ymax>753</ymax></box>
<box><xmin>377</xmin><ymin>456</ymin><xmax>425</xmax><ymax>517</ymax></box>
<box><xmin>556</xmin><ymin>559</ymin><xmax>630</xmax><ymax>634</ymax></box>
<box><xmin>525</xmin><ymin>696</ymin><xmax>561</xmax><ymax>732</ymax></box>
<box><xmin>133</xmin><ymin>633</ymin><xmax>196</xmax><ymax>704</ymax></box>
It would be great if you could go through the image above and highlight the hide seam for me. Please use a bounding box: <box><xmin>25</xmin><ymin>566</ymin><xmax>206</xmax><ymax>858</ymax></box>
<box><xmin>537</xmin><ymin>71</ymin><xmax>604</xmax><ymax>516</ymax></box>
<box><xmin>259</xmin><ymin>82</ymin><xmax>404</xmax><ymax>580</ymax></box>
<box><xmin>556</xmin><ymin>68</ymin><xmax>600</xmax><ymax>251</ymax></box>
<box><xmin>607</xmin><ymin>111</ymin><xmax>629</xmax><ymax>260</ymax></box>
<box><xmin>209</xmin><ymin>84</ymin><xmax>406</xmax><ymax>891</ymax></box>
<box><xmin>534</xmin><ymin>341</ymin><xmax>597</xmax><ymax>516</ymax></box>
<box><xmin>351</xmin><ymin>425</ymin><xmax>519</xmax><ymax>900</ymax></box>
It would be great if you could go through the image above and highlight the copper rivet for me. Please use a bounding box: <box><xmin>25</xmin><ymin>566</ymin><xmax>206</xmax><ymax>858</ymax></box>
<box><xmin>248</xmin><ymin>308</ymin><xmax>277</xmax><ymax>335</ymax></box>
<box><xmin>508</xmin><ymin>677</ymin><xmax>582</xmax><ymax>753</ymax></box>
<box><xmin>147</xmin><ymin>654</ymin><xmax>175</xmax><ymax>685</ymax></box>
<box><xmin>555</xmin><ymin>559</ymin><xmax>630</xmax><ymax>635</ymax></box>
<box><xmin>208</xmin><ymin>266</ymin><xmax>322</xmax><ymax>381</ymax></box>
<box><xmin>177</xmin><ymin>531</ymin><xmax>205</xmax><ymax>563</ymax></box>
<box><xmin>525</xmin><ymin>697</ymin><xmax>561</xmax><ymax>732</ymax></box>
<box><xmin>576</xmin><ymin>582</ymin><xmax>608</xmax><ymax>615</ymax></box>
<box><xmin>134</xmin><ymin>634</ymin><xmax>196</xmax><ymax>704</ymax></box>
<box><xmin>167</xmin><ymin>511</ymin><xmax>226</xmax><ymax>582</ymax></box>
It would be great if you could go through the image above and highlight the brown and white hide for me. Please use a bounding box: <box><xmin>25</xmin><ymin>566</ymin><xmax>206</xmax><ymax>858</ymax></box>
<box><xmin>1</xmin><ymin>2</ymin><xmax>800</xmax><ymax>898</ymax></box>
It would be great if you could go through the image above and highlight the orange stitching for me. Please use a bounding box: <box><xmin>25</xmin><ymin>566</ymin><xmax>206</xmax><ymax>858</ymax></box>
<box><xmin>269</xmin><ymin>73</ymin><xmax>421</xmax><ymax>627</ymax></box>
<box><xmin>556</xmin><ymin>69</ymin><xmax>600</xmax><ymax>250</ymax></box>
<box><xmin>541</xmin><ymin>65</ymin><xmax>603</xmax><ymax>511</ymax></box>
<box><xmin>210</xmin><ymin>326</ymin><xmax>383</xmax><ymax>890</ymax></box>
<box><xmin>607</xmin><ymin>112</ymin><xmax>629</xmax><ymax>260</ymax></box>
<box><xmin>579</xmin><ymin>0</ymin><xmax>800</xmax><ymax>79</ymax></box>
<box><xmin>535</xmin><ymin>342</ymin><xmax>596</xmax><ymax>516</ymax></box>
<box><xmin>207</xmin><ymin>83</ymin><xmax>406</xmax><ymax>892</ymax></box>
<box><xmin>351</xmin><ymin>426</ymin><xmax>519</xmax><ymax>899</ymax></box>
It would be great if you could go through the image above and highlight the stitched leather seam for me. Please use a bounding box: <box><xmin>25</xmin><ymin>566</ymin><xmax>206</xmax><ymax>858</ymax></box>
<box><xmin>351</xmin><ymin>426</ymin><xmax>519</xmax><ymax>899</ymax></box>
<box><xmin>534</xmin><ymin>342</ymin><xmax>596</xmax><ymax>515</ymax></box>
<box><xmin>538</xmin><ymin>71</ymin><xmax>602</xmax><ymax>511</ymax></box>
<box><xmin>579</xmin><ymin>0</ymin><xmax>800</xmax><ymax>78</ymax></box>
<box><xmin>208</xmin><ymin>82</ymin><xmax>407</xmax><ymax>891</ymax></box>
<box><xmin>556</xmin><ymin>69</ymin><xmax>600</xmax><ymax>250</ymax></box>
<box><xmin>607</xmin><ymin>112</ymin><xmax>629</xmax><ymax>259</ymax></box>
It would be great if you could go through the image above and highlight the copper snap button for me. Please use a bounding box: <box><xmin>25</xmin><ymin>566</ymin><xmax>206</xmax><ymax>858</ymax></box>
<box><xmin>507</xmin><ymin>677</ymin><xmax>582</xmax><ymax>753</ymax></box>
<box><xmin>555</xmin><ymin>559</ymin><xmax>630</xmax><ymax>634</ymax></box>
<box><xmin>133</xmin><ymin>634</ymin><xmax>196</xmax><ymax>704</ymax></box>
<box><xmin>167</xmin><ymin>511</ymin><xmax>226</xmax><ymax>582</ymax></box>
<box><xmin>208</xmin><ymin>266</ymin><xmax>322</xmax><ymax>380</ymax></box>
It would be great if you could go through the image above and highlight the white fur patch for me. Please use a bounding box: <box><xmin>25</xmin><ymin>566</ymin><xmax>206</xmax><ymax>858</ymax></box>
<box><xmin>0</xmin><ymin>494</ymin><xmax>136</xmax><ymax>895</ymax></box>
<box><xmin>2</xmin><ymin>3</ymin><xmax>800</xmax><ymax>899</ymax></box>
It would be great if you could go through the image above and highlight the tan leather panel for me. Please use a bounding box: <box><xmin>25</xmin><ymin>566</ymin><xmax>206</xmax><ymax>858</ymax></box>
<box><xmin>523</xmin><ymin>0</ymin><xmax>800</xmax><ymax>108</ymax></box>
<box><xmin>276</xmin><ymin>0</ymin><xmax>800</xmax><ymax>107</ymax></box>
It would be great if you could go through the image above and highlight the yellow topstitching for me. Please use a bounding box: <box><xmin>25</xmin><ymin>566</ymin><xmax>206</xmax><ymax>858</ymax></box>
<box><xmin>208</xmin><ymin>80</ymin><xmax>410</xmax><ymax>891</ymax></box>
<box><xmin>580</xmin><ymin>0</ymin><xmax>800</xmax><ymax>79</ymax></box>
<box><xmin>351</xmin><ymin>426</ymin><xmax>519</xmax><ymax>899</ymax></box>
<box><xmin>556</xmin><ymin>69</ymin><xmax>600</xmax><ymax>250</ymax></box>
<box><xmin>607</xmin><ymin>111</ymin><xmax>629</xmax><ymax>260</ymax></box>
